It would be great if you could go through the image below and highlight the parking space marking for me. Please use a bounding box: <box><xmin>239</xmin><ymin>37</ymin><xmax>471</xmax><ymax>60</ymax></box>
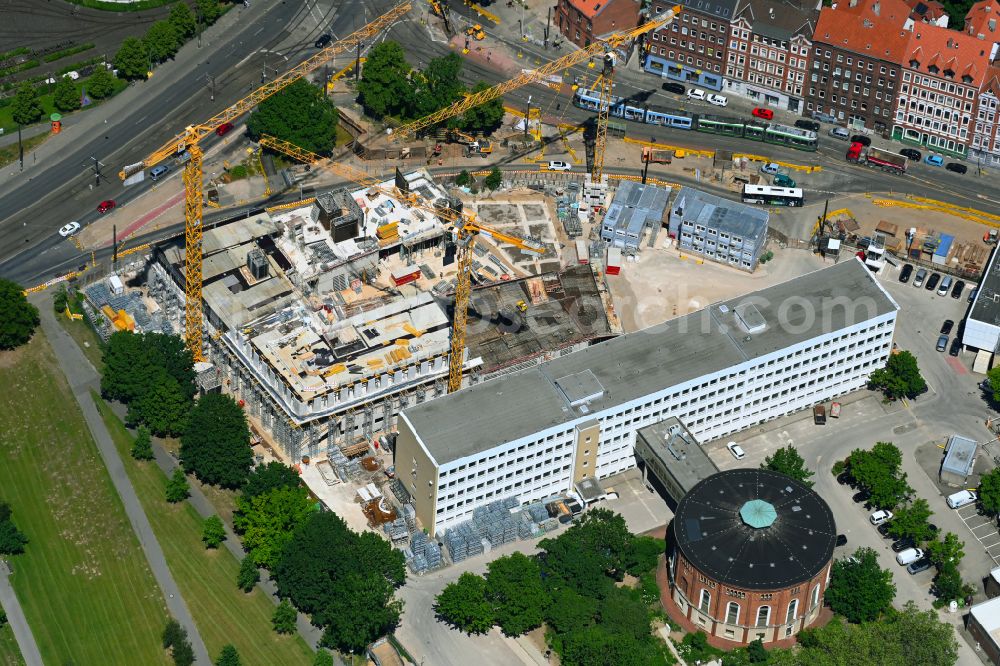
<box><xmin>955</xmin><ymin>505</ymin><xmax>1000</xmax><ymax>566</ymax></box>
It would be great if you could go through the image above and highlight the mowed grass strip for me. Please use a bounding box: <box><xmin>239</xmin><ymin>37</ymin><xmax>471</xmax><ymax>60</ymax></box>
<box><xmin>0</xmin><ymin>625</ymin><xmax>25</xmax><ymax>666</ymax></box>
<box><xmin>93</xmin><ymin>397</ymin><xmax>315</xmax><ymax>666</ymax></box>
<box><xmin>0</xmin><ymin>333</ymin><xmax>170</xmax><ymax>666</ymax></box>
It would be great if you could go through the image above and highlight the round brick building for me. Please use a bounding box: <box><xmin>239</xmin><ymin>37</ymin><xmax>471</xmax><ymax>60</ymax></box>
<box><xmin>664</xmin><ymin>468</ymin><xmax>836</xmax><ymax>646</ymax></box>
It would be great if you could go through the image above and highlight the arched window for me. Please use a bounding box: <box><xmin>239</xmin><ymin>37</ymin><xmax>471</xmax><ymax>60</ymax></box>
<box><xmin>786</xmin><ymin>599</ymin><xmax>799</xmax><ymax>623</ymax></box>
<box><xmin>726</xmin><ymin>601</ymin><xmax>740</xmax><ymax>625</ymax></box>
<box><xmin>699</xmin><ymin>589</ymin><xmax>711</xmax><ymax>613</ymax></box>
<box><xmin>756</xmin><ymin>605</ymin><xmax>770</xmax><ymax>627</ymax></box>
<box><xmin>811</xmin><ymin>585</ymin><xmax>820</xmax><ymax>609</ymax></box>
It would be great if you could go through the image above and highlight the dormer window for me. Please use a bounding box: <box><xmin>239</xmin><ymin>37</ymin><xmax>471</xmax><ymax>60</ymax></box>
<box><xmin>909</xmin><ymin>59</ymin><xmax>920</xmax><ymax>68</ymax></box>
<box><xmin>928</xmin><ymin>65</ymin><xmax>939</xmax><ymax>74</ymax></box>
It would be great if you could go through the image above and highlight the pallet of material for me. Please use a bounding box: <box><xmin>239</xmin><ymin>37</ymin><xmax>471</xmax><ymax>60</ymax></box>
<box><xmin>317</xmin><ymin>460</ymin><xmax>340</xmax><ymax>486</ymax></box>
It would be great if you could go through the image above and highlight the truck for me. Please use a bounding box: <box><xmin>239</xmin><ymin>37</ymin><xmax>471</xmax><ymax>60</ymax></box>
<box><xmin>845</xmin><ymin>142</ymin><xmax>907</xmax><ymax>175</ymax></box>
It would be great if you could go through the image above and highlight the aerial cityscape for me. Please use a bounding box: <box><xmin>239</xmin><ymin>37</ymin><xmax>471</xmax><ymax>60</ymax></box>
<box><xmin>5</xmin><ymin>0</ymin><xmax>1000</xmax><ymax>664</ymax></box>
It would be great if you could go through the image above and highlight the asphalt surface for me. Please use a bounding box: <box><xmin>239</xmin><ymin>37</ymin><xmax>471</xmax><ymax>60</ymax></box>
<box><xmin>0</xmin><ymin>561</ymin><xmax>43</xmax><ymax>666</ymax></box>
<box><xmin>34</xmin><ymin>291</ymin><xmax>212</xmax><ymax>665</ymax></box>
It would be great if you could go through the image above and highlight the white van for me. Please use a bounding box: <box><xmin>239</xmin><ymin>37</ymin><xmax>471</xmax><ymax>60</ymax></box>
<box><xmin>947</xmin><ymin>489</ymin><xmax>977</xmax><ymax>509</ymax></box>
<box><xmin>895</xmin><ymin>547</ymin><xmax>924</xmax><ymax>566</ymax></box>
<box><xmin>686</xmin><ymin>88</ymin><xmax>706</xmax><ymax>101</ymax></box>
<box><xmin>829</xmin><ymin>127</ymin><xmax>850</xmax><ymax>140</ymax></box>
<box><xmin>937</xmin><ymin>275</ymin><xmax>953</xmax><ymax>296</ymax></box>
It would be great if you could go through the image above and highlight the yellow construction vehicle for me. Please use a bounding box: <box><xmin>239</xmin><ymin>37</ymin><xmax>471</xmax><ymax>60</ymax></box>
<box><xmin>257</xmin><ymin>134</ymin><xmax>545</xmax><ymax>393</ymax></box>
<box><xmin>515</xmin><ymin>300</ymin><xmax>527</xmax><ymax>313</ymax></box>
<box><xmin>465</xmin><ymin>23</ymin><xmax>486</xmax><ymax>40</ymax></box>
<box><xmin>447</xmin><ymin>129</ymin><xmax>493</xmax><ymax>156</ymax></box>
<box><xmin>116</xmin><ymin>3</ymin><xmax>412</xmax><ymax>361</ymax></box>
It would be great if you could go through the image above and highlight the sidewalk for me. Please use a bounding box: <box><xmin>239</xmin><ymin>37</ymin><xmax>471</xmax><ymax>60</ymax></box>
<box><xmin>0</xmin><ymin>561</ymin><xmax>43</xmax><ymax>666</ymax></box>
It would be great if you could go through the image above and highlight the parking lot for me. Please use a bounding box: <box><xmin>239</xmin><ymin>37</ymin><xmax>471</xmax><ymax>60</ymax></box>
<box><xmin>956</xmin><ymin>503</ymin><xmax>1000</xmax><ymax>565</ymax></box>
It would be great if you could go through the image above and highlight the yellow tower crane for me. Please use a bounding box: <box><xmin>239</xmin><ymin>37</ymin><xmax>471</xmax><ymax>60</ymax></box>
<box><xmin>390</xmin><ymin>5</ymin><xmax>681</xmax><ymax>178</ymax></box>
<box><xmin>117</xmin><ymin>2</ymin><xmax>412</xmax><ymax>361</ymax></box>
<box><xmin>257</xmin><ymin>134</ymin><xmax>545</xmax><ymax>393</ymax></box>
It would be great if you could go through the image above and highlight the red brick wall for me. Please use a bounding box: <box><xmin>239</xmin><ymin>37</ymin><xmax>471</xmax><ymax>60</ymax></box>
<box><xmin>555</xmin><ymin>0</ymin><xmax>641</xmax><ymax>49</ymax></box>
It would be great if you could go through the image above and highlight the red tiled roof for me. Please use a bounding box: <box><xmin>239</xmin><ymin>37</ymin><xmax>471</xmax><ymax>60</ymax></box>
<box><xmin>904</xmin><ymin>23</ymin><xmax>994</xmax><ymax>87</ymax></box>
<box><xmin>567</xmin><ymin>0</ymin><xmax>632</xmax><ymax>19</ymax></box>
<box><xmin>814</xmin><ymin>1</ymin><xmax>912</xmax><ymax>62</ymax></box>
<box><xmin>965</xmin><ymin>0</ymin><xmax>1000</xmax><ymax>38</ymax></box>
<box><xmin>902</xmin><ymin>0</ymin><xmax>947</xmax><ymax>22</ymax></box>
<box><xmin>983</xmin><ymin>64</ymin><xmax>1000</xmax><ymax>95</ymax></box>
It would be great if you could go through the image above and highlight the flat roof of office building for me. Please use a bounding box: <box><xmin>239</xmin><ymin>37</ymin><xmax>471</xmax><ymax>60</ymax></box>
<box><xmin>970</xmin><ymin>244</ymin><xmax>1000</xmax><ymax>328</ymax></box>
<box><xmin>636</xmin><ymin>417</ymin><xmax>718</xmax><ymax>496</ymax></box>
<box><xmin>673</xmin><ymin>469</ymin><xmax>837</xmax><ymax>590</ymax></box>
<box><xmin>401</xmin><ymin>258</ymin><xmax>898</xmax><ymax>466</ymax></box>
<box><xmin>672</xmin><ymin>186</ymin><xmax>769</xmax><ymax>242</ymax></box>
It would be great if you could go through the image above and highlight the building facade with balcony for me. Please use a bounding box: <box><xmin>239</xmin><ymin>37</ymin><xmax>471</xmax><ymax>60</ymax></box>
<box><xmin>891</xmin><ymin>25</ymin><xmax>992</xmax><ymax>156</ymax></box>
<box><xmin>972</xmin><ymin>67</ymin><xmax>1000</xmax><ymax>167</ymax></box>
<box><xmin>723</xmin><ymin>0</ymin><xmax>819</xmax><ymax>113</ymax></box>
<box><xmin>644</xmin><ymin>0</ymin><xmax>738</xmax><ymax>90</ymax></box>
<box><xmin>555</xmin><ymin>0</ymin><xmax>643</xmax><ymax>50</ymax></box>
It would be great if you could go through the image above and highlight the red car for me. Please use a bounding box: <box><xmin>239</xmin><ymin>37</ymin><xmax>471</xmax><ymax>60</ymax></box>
<box><xmin>97</xmin><ymin>200</ymin><xmax>116</xmax><ymax>214</ymax></box>
<box><xmin>751</xmin><ymin>107</ymin><xmax>774</xmax><ymax>120</ymax></box>
<box><xmin>215</xmin><ymin>122</ymin><xmax>234</xmax><ymax>137</ymax></box>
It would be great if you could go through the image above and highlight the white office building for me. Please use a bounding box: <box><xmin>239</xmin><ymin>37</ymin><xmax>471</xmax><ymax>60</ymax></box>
<box><xmin>395</xmin><ymin>259</ymin><xmax>899</xmax><ymax>536</ymax></box>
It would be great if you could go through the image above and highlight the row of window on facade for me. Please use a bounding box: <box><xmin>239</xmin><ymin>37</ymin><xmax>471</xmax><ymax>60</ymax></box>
<box><xmin>698</xmin><ymin>587</ymin><xmax>819</xmax><ymax>625</ymax></box>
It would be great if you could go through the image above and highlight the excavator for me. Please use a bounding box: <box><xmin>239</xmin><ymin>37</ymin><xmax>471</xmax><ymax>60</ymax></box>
<box><xmin>437</xmin><ymin>128</ymin><xmax>493</xmax><ymax>157</ymax></box>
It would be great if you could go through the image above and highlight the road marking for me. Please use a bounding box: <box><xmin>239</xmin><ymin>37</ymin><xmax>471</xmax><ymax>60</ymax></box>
<box><xmin>254</xmin><ymin>26</ymin><xmax>264</xmax><ymax>36</ymax></box>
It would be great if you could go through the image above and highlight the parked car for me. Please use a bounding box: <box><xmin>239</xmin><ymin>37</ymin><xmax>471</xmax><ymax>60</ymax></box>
<box><xmin>773</xmin><ymin>173</ymin><xmax>796</xmax><ymax>188</ymax></box>
<box><xmin>314</xmin><ymin>33</ymin><xmax>332</xmax><ymax>48</ymax></box>
<box><xmin>97</xmin><ymin>199</ymin><xmax>116</xmax><ymax>214</ymax></box>
<box><xmin>896</xmin><ymin>547</ymin><xmax>924</xmax><ymax>566</ymax></box>
<box><xmin>760</xmin><ymin>162</ymin><xmax>780</xmax><ymax>175</ymax></box>
<box><xmin>662</xmin><ymin>81</ymin><xmax>686</xmax><ymax>95</ymax></box>
<box><xmin>936</xmin><ymin>335</ymin><xmax>949</xmax><ymax>352</ymax></box>
<box><xmin>726</xmin><ymin>441</ymin><xmax>746</xmax><ymax>460</ymax></box>
<box><xmin>215</xmin><ymin>122</ymin><xmax>235</xmax><ymax>137</ymax></box>
<box><xmin>900</xmin><ymin>148</ymin><xmax>922</xmax><ymax>161</ymax></box>
<box><xmin>899</xmin><ymin>264</ymin><xmax>913</xmax><ymax>283</ymax></box>
<box><xmin>941</xmin><ymin>320</ymin><xmax>954</xmax><ymax>335</ymax></box>
<box><xmin>891</xmin><ymin>538</ymin><xmax>916</xmax><ymax>553</ymax></box>
<box><xmin>795</xmin><ymin>119</ymin><xmax>821</xmax><ymax>131</ymax></box>
<box><xmin>947</xmin><ymin>489</ymin><xmax>977</xmax><ymax>508</ymax></box>
<box><xmin>970</xmin><ymin>287</ymin><xmax>978</xmax><ymax>302</ymax></box>
<box><xmin>686</xmin><ymin>88</ymin><xmax>706</xmax><ymax>101</ymax></box>
<box><xmin>836</xmin><ymin>534</ymin><xmax>848</xmax><ymax>547</ymax></box>
<box><xmin>878</xmin><ymin>522</ymin><xmax>893</xmax><ymax>537</ymax></box>
<box><xmin>925</xmin><ymin>154</ymin><xmax>944</xmax><ymax>166</ymax></box>
<box><xmin>946</xmin><ymin>162</ymin><xmax>968</xmax><ymax>174</ymax></box>
<box><xmin>812</xmin><ymin>111</ymin><xmax>838</xmax><ymax>124</ymax></box>
<box><xmin>870</xmin><ymin>509</ymin><xmax>894</xmax><ymax>525</ymax></box>
<box><xmin>907</xmin><ymin>557</ymin><xmax>933</xmax><ymax>574</ymax></box>
<box><xmin>837</xmin><ymin>471</ymin><xmax>853</xmax><ymax>486</ymax></box>
<box><xmin>58</xmin><ymin>221</ymin><xmax>80</xmax><ymax>237</ymax></box>
<box><xmin>149</xmin><ymin>165</ymin><xmax>169</xmax><ymax>180</ymax></box>
<box><xmin>926</xmin><ymin>272</ymin><xmax>941</xmax><ymax>291</ymax></box>
<box><xmin>854</xmin><ymin>489</ymin><xmax>872</xmax><ymax>503</ymax></box>
<box><xmin>952</xmin><ymin>280</ymin><xmax>966</xmax><ymax>298</ymax></box>
<box><xmin>914</xmin><ymin>268</ymin><xmax>927</xmax><ymax>288</ymax></box>
<box><xmin>707</xmin><ymin>93</ymin><xmax>728</xmax><ymax>107</ymax></box>
<box><xmin>850</xmin><ymin>134</ymin><xmax>872</xmax><ymax>146</ymax></box>
<box><xmin>829</xmin><ymin>127</ymin><xmax>850</xmax><ymax>140</ymax></box>
<box><xmin>546</xmin><ymin>160</ymin><xmax>571</xmax><ymax>171</ymax></box>
<box><xmin>949</xmin><ymin>338</ymin><xmax>963</xmax><ymax>357</ymax></box>
<box><xmin>752</xmin><ymin>107</ymin><xmax>774</xmax><ymax>120</ymax></box>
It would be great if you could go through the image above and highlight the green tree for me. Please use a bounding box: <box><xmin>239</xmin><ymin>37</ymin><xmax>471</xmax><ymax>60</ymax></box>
<box><xmin>128</xmin><ymin>367</ymin><xmax>189</xmax><ymax>436</ymax></box>
<box><xmin>248</xmin><ymin>79</ymin><xmax>339</xmax><ymax>156</ymax></box>
<box><xmin>102</xmin><ymin>332</ymin><xmax>195</xmax><ymax>405</ymax></box>
<box><xmin>746</xmin><ymin>638</ymin><xmax>769</xmax><ymax>663</ymax></box>
<box><xmin>926</xmin><ymin>531</ymin><xmax>965</xmax><ymax>568</ymax></box>
<box><xmin>980</xmin><ymin>467</ymin><xmax>1000</xmax><ymax>515</ymax></box>
<box><xmin>196</xmin><ymin>0</ymin><xmax>223</xmax><ymax>24</ymax></box>
<box><xmin>483</xmin><ymin>166</ymin><xmax>503</xmax><ymax>191</ymax></box>
<box><xmin>679</xmin><ymin>630</ymin><xmax>725</xmax><ymax>663</ymax></box>
<box><xmin>202</xmin><ymin>515</ymin><xmax>226</xmax><ymax>549</ymax></box>
<box><xmin>87</xmin><ymin>67</ymin><xmax>116</xmax><ymax>100</ymax></box>
<box><xmin>932</xmin><ymin>561</ymin><xmax>974</xmax><ymax>602</ymax></box>
<box><xmin>486</xmin><ymin>552</ymin><xmax>546</xmax><ymax>636</ymax></box>
<box><xmin>0</xmin><ymin>607</ymin><xmax>6</xmax><ymax>628</ymax></box>
<box><xmin>10</xmin><ymin>82</ymin><xmax>43</xmax><ymax>127</ymax></box>
<box><xmin>455</xmin><ymin>169</ymin><xmax>472</xmax><ymax>186</ymax></box>
<box><xmin>887</xmin><ymin>498</ymin><xmax>936</xmax><ymax>543</ymax></box>
<box><xmin>538</xmin><ymin>509</ymin><xmax>632</xmax><ymax>598</ymax></box>
<box><xmin>460</xmin><ymin>81</ymin><xmax>505</xmax><ymax>135</ymax></box>
<box><xmin>411</xmin><ymin>53</ymin><xmax>465</xmax><ymax>118</ymax></box>
<box><xmin>165</xmin><ymin>468</ymin><xmax>190</xmax><ymax>504</ymax></box>
<box><xmin>162</xmin><ymin>618</ymin><xmax>186</xmax><ymax>649</ymax></box>
<box><xmin>357</xmin><ymin>41</ymin><xmax>414</xmax><ymax>119</ymax></box>
<box><xmin>560</xmin><ymin>624</ymin><xmax>663</xmax><ymax>666</ymax></box>
<box><xmin>312</xmin><ymin>651</ymin><xmax>334</xmax><ymax>666</ymax></box>
<box><xmin>868</xmin><ymin>350</ymin><xmax>926</xmax><ymax>399</ymax></box>
<box><xmin>623</xmin><ymin>535</ymin><xmax>665</xmax><ymax>576</ymax></box>
<box><xmin>761</xmin><ymin>444</ymin><xmax>814</xmax><ymax>487</ymax></box>
<box><xmin>988</xmin><ymin>365</ymin><xmax>1000</xmax><ymax>403</ymax></box>
<box><xmin>0</xmin><ymin>503</ymin><xmax>28</xmax><ymax>555</ymax></box>
<box><xmin>215</xmin><ymin>644</ymin><xmax>240</xmax><ymax>666</ymax></box>
<box><xmin>172</xmin><ymin>638</ymin><xmax>195</xmax><ymax>666</ymax></box>
<box><xmin>0</xmin><ymin>278</ymin><xmax>39</xmax><ymax>350</ymax></box>
<box><xmin>273</xmin><ymin>511</ymin><xmax>406</xmax><ymax>653</ymax></box>
<box><xmin>848</xmin><ymin>442</ymin><xmax>912</xmax><ymax>510</ymax></box>
<box><xmin>242</xmin><ymin>461</ymin><xmax>301</xmax><ymax>499</ymax></box>
<box><xmin>53</xmin><ymin>76</ymin><xmax>80</xmax><ymax>112</ymax></box>
<box><xmin>272</xmin><ymin>599</ymin><xmax>298</xmax><ymax>634</ymax></box>
<box><xmin>544</xmin><ymin>587</ymin><xmax>597</xmax><ymax>636</ymax></box>
<box><xmin>169</xmin><ymin>1</ymin><xmax>198</xmax><ymax>39</ymax></box>
<box><xmin>598</xmin><ymin>587</ymin><xmax>652</xmax><ymax>642</ymax></box>
<box><xmin>236</xmin><ymin>556</ymin><xmax>260</xmax><ymax>592</ymax></box>
<box><xmin>233</xmin><ymin>485</ymin><xmax>315</xmax><ymax>569</ymax></box>
<box><xmin>115</xmin><ymin>37</ymin><xmax>149</xmax><ymax>80</ymax></box>
<box><xmin>131</xmin><ymin>426</ymin><xmax>154</xmax><ymax>461</ymax></box>
<box><xmin>434</xmin><ymin>572</ymin><xmax>493</xmax><ymax>634</ymax></box>
<box><xmin>181</xmin><ymin>393</ymin><xmax>252</xmax><ymax>488</ymax></box>
<box><xmin>825</xmin><ymin>547</ymin><xmax>896</xmax><ymax>623</ymax></box>
<box><xmin>144</xmin><ymin>20</ymin><xmax>180</xmax><ymax>64</ymax></box>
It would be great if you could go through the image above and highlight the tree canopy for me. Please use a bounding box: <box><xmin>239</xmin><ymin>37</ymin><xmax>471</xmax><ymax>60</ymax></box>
<box><xmin>215</xmin><ymin>644</ymin><xmax>241</xmax><ymax>666</ymax></box>
<box><xmin>868</xmin><ymin>350</ymin><xmax>926</xmax><ymax>399</ymax></box>
<box><xmin>824</xmin><ymin>547</ymin><xmax>896</xmax><ymax>623</ymax></box>
<box><xmin>130</xmin><ymin>426</ymin><xmax>154</xmax><ymax>461</ymax></box>
<box><xmin>114</xmin><ymin>37</ymin><xmax>149</xmax><ymax>80</ymax></box>
<box><xmin>53</xmin><ymin>76</ymin><xmax>80</xmax><ymax>112</ymax></box>
<box><xmin>0</xmin><ymin>278</ymin><xmax>39</xmax><ymax>350</ymax></box>
<box><xmin>180</xmin><ymin>393</ymin><xmax>252</xmax><ymax>488</ymax></box>
<box><xmin>761</xmin><ymin>444</ymin><xmax>814</xmax><ymax>487</ymax></box>
<box><xmin>242</xmin><ymin>461</ymin><xmax>301</xmax><ymax>499</ymax></box>
<box><xmin>0</xmin><ymin>503</ymin><xmax>28</xmax><ymax>556</ymax></box>
<box><xmin>980</xmin><ymin>467</ymin><xmax>1000</xmax><ymax>515</ymax></box>
<box><xmin>848</xmin><ymin>442</ymin><xmax>912</xmax><ymax>510</ymax></box>
<box><xmin>272</xmin><ymin>600</ymin><xmax>298</xmax><ymax>635</ymax></box>
<box><xmin>202</xmin><ymin>515</ymin><xmax>226</xmax><ymax>549</ymax></box>
<box><xmin>459</xmin><ymin>81</ymin><xmax>505</xmax><ymax>134</ymax></box>
<box><xmin>236</xmin><ymin>556</ymin><xmax>260</xmax><ymax>592</ymax></box>
<box><xmin>487</xmin><ymin>552</ymin><xmax>546</xmax><ymax>636</ymax></box>
<box><xmin>483</xmin><ymin>166</ymin><xmax>503</xmax><ymax>191</ymax></box>
<box><xmin>273</xmin><ymin>511</ymin><xmax>406</xmax><ymax>653</ymax></box>
<box><xmin>165</xmin><ymin>468</ymin><xmax>190</xmax><ymax>504</ymax></box>
<box><xmin>11</xmin><ymin>83</ymin><xmax>43</xmax><ymax>126</ymax></box>
<box><xmin>169</xmin><ymin>1</ymin><xmax>198</xmax><ymax>39</ymax></box>
<box><xmin>435</xmin><ymin>572</ymin><xmax>494</xmax><ymax>634</ymax></box>
<box><xmin>932</xmin><ymin>561</ymin><xmax>974</xmax><ymax>603</ymax></box>
<box><xmin>144</xmin><ymin>20</ymin><xmax>180</xmax><ymax>64</ymax></box>
<box><xmin>926</xmin><ymin>531</ymin><xmax>965</xmax><ymax>568</ymax></box>
<box><xmin>886</xmin><ymin>498</ymin><xmax>936</xmax><ymax>543</ymax></box>
<box><xmin>87</xmin><ymin>67</ymin><xmax>116</xmax><ymax>100</ymax></box>
<box><xmin>248</xmin><ymin>79</ymin><xmax>338</xmax><ymax>156</ymax></box>
<box><xmin>411</xmin><ymin>52</ymin><xmax>465</xmax><ymax>118</ymax></box>
<box><xmin>357</xmin><ymin>41</ymin><xmax>414</xmax><ymax>119</ymax></box>
<box><xmin>233</xmin><ymin>485</ymin><xmax>315</xmax><ymax>569</ymax></box>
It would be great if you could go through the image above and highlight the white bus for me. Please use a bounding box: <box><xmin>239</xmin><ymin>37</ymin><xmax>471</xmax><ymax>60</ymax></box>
<box><xmin>741</xmin><ymin>184</ymin><xmax>805</xmax><ymax>207</ymax></box>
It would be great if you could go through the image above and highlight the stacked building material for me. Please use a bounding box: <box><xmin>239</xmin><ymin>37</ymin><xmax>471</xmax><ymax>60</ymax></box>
<box><xmin>384</xmin><ymin>517</ymin><xmax>409</xmax><ymax>543</ymax></box>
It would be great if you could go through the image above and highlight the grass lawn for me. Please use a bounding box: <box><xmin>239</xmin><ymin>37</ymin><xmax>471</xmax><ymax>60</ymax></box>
<box><xmin>0</xmin><ymin>332</ymin><xmax>170</xmax><ymax>666</ymax></box>
<box><xmin>94</xmin><ymin>397</ymin><xmax>315</xmax><ymax>666</ymax></box>
<box><xmin>0</xmin><ymin>625</ymin><xmax>25</xmax><ymax>666</ymax></box>
<box><xmin>0</xmin><ymin>133</ymin><xmax>49</xmax><ymax>169</ymax></box>
<box><xmin>55</xmin><ymin>308</ymin><xmax>105</xmax><ymax>372</ymax></box>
